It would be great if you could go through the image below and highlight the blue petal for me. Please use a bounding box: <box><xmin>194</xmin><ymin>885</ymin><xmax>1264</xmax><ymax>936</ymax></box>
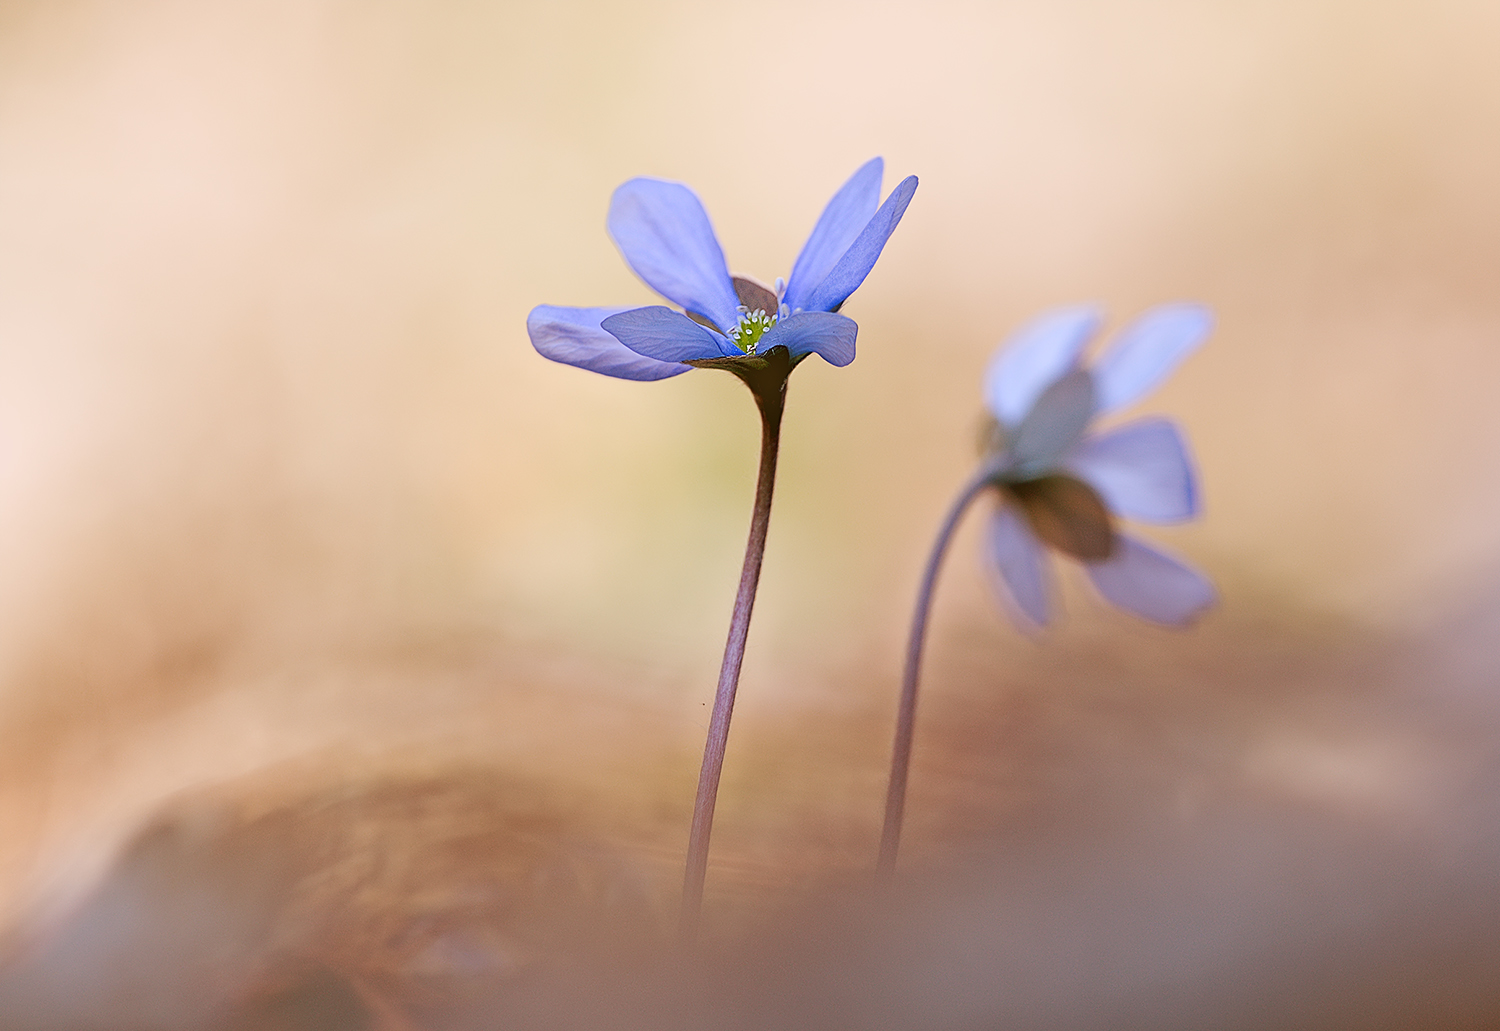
<box><xmin>983</xmin><ymin>307</ymin><xmax>1100</xmax><ymax>428</ymax></box>
<box><xmin>1010</xmin><ymin>369</ymin><xmax>1096</xmax><ymax>473</ymax></box>
<box><xmin>1066</xmin><ymin>417</ymin><xmax>1199</xmax><ymax>523</ymax></box>
<box><xmin>1085</xmin><ymin>534</ymin><xmax>1216</xmax><ymax>626</ymax></box>
<box><xmin>600</xmin><ymin>305</ymin><xmax>738</xmax><ymax>363</ymax></box>
<box><xmin>758</xmin><ymin>311</ymin><xmax>858</xmax><ymax>367</ymax></box>
<box><xmin>527</xmin><ymin>305</ymin><xmax>692</xmax><ymax>381</ymax></box>
<box><xmin>985</xmin><ymin>502</ymin><xmax>1053</xmax><ymax>628</ymax></box>
<box><xmin>801</xmin><ymin>174</ymin><xmax>919</xmax><ymax>314</ymax></box>
<box><xmin>607</xmin><ymin>178</ymin><xmax>741</xmax><ymax>331</ymax></box>
<box><xmin>782</xmin><ymin>158</ymin><xmax>883</xmax><ymax>314</ymax></box>
<box><xmin>1092</xmin><ymin>303</ymin><xmax>1211</xmax><ymax>414</ymax></box>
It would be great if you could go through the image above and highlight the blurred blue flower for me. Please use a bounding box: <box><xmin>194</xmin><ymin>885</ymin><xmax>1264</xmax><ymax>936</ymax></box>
<box><xmin>980</xmin><ymin>305</ymin><xmax>1216</xmax><ymax>627</ymax></box>
<box><xmin>528</xmin><ymin>158</ymin><xmax>918</xmax><ymax>380</ymax></box>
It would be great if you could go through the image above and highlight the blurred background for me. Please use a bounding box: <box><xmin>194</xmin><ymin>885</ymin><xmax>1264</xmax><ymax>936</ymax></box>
<box><xmin>1</xmin><ymin>0</ymin><xmax>1499</xmax><ymax>1027</ymax></box>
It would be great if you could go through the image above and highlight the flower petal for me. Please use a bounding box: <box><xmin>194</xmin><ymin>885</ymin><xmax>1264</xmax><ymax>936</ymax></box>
<box><xmin>527</xmin><ymin>305</ymin><xmax>692</xmax><ymax>381</ymax></box>
<box><xmin>1065</xmin><ymin>417</ymin><xmax>1199</xmax><ymax>523</ymax></box>
<box><xmin>758</xmin><ymin>311</ymin><xmax>858</xmax><ymax>367</ymax></box>
<box><xmin>601</xmin><ymin>306</ymin><xmax>738</xmax><ymax>363</ymax></box>
<box><xmin>1092</xmin><ymin>303</ymin><xmax>1211</xmax><ymax>414</ymax></box>
<box><xmin>782</xmin><ymin>158</ymin><xmax>883</xmax><ymax>313</ymax></box>
<box><xmin>1085</xmin><ymin>534</ymin><xmax>1216</xmax><ymax>626</ymax></box>
<box><xmin>983</xmin><ymin>307</ymin><xmax>1101</xmax><ymax>428</ymax></box>
<box><xmin>801</xmin><ymin>174</ymin><xmax>919</xmax><ymax>314</ymax></box>
<box><xmin>733</xmin><ymin>276</ymin><xmax>779</xmax><ymax>316</ymax></box>
<box><xmin>1010</xmin><ymin>368</ymin><xmax>1097</xmax><ymax>473</ymax></box>
<box><xmin>985</xmin><ymin>502</ymin><xmax>1054</xmax><ymax>628</ymax></box>
<box><xmin>607</xmin><ymin>178</ymin><xmax>741</xmax><ymax>331</ymax></box>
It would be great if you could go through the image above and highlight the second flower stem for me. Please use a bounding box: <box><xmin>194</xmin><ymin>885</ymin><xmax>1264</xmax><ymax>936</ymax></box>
<box><xmin>680</xmin><ymin>355</ymin><xmax>788</xmax><ymax>940</ymax></box>
<box><xmin>878</xmin><ymin>462</ymin><xmax>998</xmax><ymax>879</ymax></box>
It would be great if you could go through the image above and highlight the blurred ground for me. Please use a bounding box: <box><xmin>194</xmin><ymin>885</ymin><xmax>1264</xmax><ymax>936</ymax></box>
<box><xmin>0</xmin><ymin>0</ymin><xmax>1498</xmax><ymax>1027</ymax></box>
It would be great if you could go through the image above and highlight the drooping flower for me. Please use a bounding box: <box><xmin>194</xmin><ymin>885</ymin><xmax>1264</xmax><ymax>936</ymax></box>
<box><xmin>980</xmin><ymin>304</ymin><xmax>1216</xmax><ymax>627</ymax></box>
<box><xmin>878</xmin><ymin>305</ymin><xmax>1218</xmax><ymax>876</ymax></box>
<box><xmin>527</xmin><ymin>158</ymin><xmax>918</xmax><ymax>380</ymax></box>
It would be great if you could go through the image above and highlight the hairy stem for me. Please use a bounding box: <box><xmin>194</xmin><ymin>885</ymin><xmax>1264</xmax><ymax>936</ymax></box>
<box><xmin>878</xmin><ymin>463</ymin><xmax>998</xmax><ymax>878</ymax></box>
<box><xmin>680</xmin><ymin>353</ymin><xmax>789</xmax><ymax>940</ymax></box>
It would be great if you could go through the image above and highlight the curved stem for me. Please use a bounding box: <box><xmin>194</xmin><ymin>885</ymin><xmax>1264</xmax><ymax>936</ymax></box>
<box><xmin>680</xmin><ymin>361</ymin><xmax>788</xmax><ymax>940</ymax></box>
<box><xmin>878</xmin><ymin>463</ymin><xmax>998</xmax><ymax>878</ymax></box>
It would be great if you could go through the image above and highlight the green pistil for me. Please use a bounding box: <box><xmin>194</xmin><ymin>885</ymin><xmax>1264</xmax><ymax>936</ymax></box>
<box><xmin>727</xmin><ymin>307</ymin><xmax>777</xmax><ymax>355</ymax></box>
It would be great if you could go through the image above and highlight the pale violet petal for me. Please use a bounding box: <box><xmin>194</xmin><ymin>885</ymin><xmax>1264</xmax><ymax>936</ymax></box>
<box><xmin>782</xmin><ymin>158</ymin><xmax>883</xmax><ymax>313</ymax></box>
<box><xmin>1065</xmin><ymin>417</ymin><xmax>1199</xmax><ymax>523</ymax></box>
<box><xmin>1085</xmin><ymin>534</ymin><xmax>1216</xmax><ymax>626</ymax></box>
<box><xmin>802</xmin><ymin>175</ymin><xmax>918</xmax><ymax>313</ymax></box>
<box><xmin>983</xmin><ymin>307</ymin><xmax>1101</xmax><ymax>428</ymax></box>
<box><xmin>607</xmin><ymin>178</ymin><xmax>741</xmax><ymax>331</ymax></box>
<box><xmin>1010</xmin><ymin>369</ymin><xmax>1096</xmax><ymax>473</ymax></box>
<box><xmin>985</xmin><ymin>503</ymin><xmax>1053</xmax><ymax>628</ymax></box>
<box><xmin>527</xmin><ymin>305</ymin><xmax>692</xmax><ymax>381</ymax></box>
<box><xmin>601</xmin><ymin>306</ymin><xmax>738</xmax><ymax>363</ymax></box>
<box><xmin>1092</xmin><ymin>303</ymin><xmax>1211</xmax><ymax>414</ymax></box>
<box><xmin>758</xmin><ymin>311</ymin><xmax>858</xmax><ymax>367</ymax></box>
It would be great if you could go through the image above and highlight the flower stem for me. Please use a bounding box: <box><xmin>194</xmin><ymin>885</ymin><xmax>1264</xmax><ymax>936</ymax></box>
<box><xmin>680</xmin><ymin>350</ymin><xmax>790</xmax><ymax>940</ymax></box>
<box><xmin>878</xmin><ymin>462</ymin><xmax>998</xmax><ymax>878</ymax></box>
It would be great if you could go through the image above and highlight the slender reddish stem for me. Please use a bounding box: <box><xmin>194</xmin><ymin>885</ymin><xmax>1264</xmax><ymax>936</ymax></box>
<box><xmin>680</xmin><ymin>356</ymin><xmax>787</xmax><ymax>940</ymax></box>
<box><xmin>878</xmin><ymin>463</ymin><xmax>998</xmax><ymax>878</ymax></box>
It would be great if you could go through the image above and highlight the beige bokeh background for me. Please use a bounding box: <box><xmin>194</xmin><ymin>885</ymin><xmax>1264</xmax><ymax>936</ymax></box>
<box><xmin>1</xmin><ymin>0</ymin><xmax>1499</xmax><ymax>929</ymax></box>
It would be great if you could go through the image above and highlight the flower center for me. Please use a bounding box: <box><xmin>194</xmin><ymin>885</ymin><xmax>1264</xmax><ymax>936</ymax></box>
<box><xmin>727</xmin><ymin>306</ymin><xmax>777</xmax><ymax>355</ymax></box>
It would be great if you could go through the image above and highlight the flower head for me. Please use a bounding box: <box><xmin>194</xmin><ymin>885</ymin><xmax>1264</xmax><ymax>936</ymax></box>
<box><xmin>980</xmin><ymin>305</ymin><xmax>1216</xmax><ymax>627</ymax></box>
<box><xmin>528</xmin><ymin>158</ymin><xmax>918</xmax><ymax>381</ymax></box>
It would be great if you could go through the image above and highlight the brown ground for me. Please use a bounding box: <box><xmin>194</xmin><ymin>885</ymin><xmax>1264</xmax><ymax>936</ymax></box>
<box><xmin>2</xmin><ymin>593</ymin><xmax>1498</xmax><ymax>1029</ymax></box>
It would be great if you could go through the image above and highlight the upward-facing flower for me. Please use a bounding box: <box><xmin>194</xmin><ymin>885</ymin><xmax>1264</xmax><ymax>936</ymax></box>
<box><xmin>979</xmin><ymin>304</ymin><xmax>1216</xmax><ymax>628</ymax></box>
<box><xmin>525</xmin><ymin>159</ymin><xmax>917</xmax><ymax>939</ymax></box>
<box><xmin>527</xmin><ymin>158</ymin><xmax>918</xmax><ymax>381</ymax></box>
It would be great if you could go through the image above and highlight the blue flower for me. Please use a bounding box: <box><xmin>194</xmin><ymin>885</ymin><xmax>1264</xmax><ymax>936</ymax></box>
<box><xmin>980</xmin><ymin>305</ymin><xmax>1217</xmax><ymax>627</ymax></box>
<box><xmin>527</xmin><ymin>158</ymin><xmax>918</xmax><ymax>380</ymax></box>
